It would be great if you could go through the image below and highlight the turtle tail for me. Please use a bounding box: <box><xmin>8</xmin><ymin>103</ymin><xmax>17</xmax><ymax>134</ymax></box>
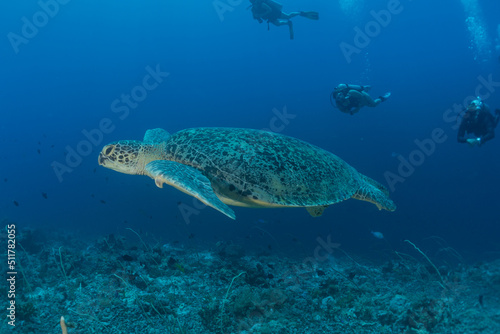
<box><xmin>353</xmin><ymin>174</ymin><xmax>396</xmax><ymax>211</ymax></box>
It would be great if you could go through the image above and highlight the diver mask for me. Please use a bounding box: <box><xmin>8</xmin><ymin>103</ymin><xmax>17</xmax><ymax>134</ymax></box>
<box><xmin>468</xmin><ymin>97</ymin><xmax>483</xmax><ymax>111</ymax></box>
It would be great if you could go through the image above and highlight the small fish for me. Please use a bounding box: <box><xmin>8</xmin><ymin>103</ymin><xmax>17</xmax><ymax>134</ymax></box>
<box><xmin>90</xmin><ymin>193</ymin><xmax>95</xmax><ymax>198</ymax></box>
<box><xmin>37</xmin><ymin>149</ymin><xmax>41</xmax><ymax>154</ymax></box>
<box><xmin>100</xmin><ymin>200</ymin><xmax>106</xmax><ymax>204</ymax></box>
<box><xmin>13</xmin><ymin>201</ymin><xmax>19</xmax><ymax>207</ymax></box>
<box><xmin>188</xmin><ymin>233</ymin><xmax>195</xmax><ymax>239</ymax></box>
<box><xmin>371</xmin><ymin>231</ymin><xmax>384</xmax><ymax>239</ymax></box>
<box><xmin>3</xmin><ymin>178</ymin><xmax>7</xmax><ymax>183</ymax></box>
<box><xmin>93</xmin><ymin>168</ymin><xmax>96</xmax><ymax>173</ymax></box>
<box><xmin>42</xmin><ymin>192</ymin><xmax>48</xmax><ymax>199</ymax></box>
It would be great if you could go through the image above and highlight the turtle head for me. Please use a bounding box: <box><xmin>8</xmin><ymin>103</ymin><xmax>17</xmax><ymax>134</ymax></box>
<box><xmin>98</xmin><ymin>140</ymin><xmax>143</xmax><ymax>175</ymax></box>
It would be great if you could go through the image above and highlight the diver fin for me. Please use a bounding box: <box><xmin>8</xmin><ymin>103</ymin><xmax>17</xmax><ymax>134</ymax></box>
<box><xmin>300</xmin><ymin>11</ymin><xmax>319</xmax><ymax>20</ymax></box>
<box><xmin>306</xmin><ymin>205</ymin><xmax>328</xmax><ymax>217</ymax></box>
<box><xmin>145</xmin><ymin>160</ymin><xmax>236</xmax><ymax>219</ymax></box>
<box><xmin>379</xmin><ymin>92</ymin><xmax>391</xmax><ymax>102</ymax></box>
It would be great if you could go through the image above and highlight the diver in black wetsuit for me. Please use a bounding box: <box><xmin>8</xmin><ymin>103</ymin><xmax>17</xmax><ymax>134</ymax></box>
<box><xmin>457</xmin><ymin>97</ymin><xmax>500</xmax><ymax>146</ymax></box>
<box><xmin>249</xmin><ymin>0</ymin><xmax>319</xmax><ymax>40</ymax></box>
<box><xmin>330</xmin><ymin>84</ymin><xmax>391</xmax><ymax>115</ymax></box>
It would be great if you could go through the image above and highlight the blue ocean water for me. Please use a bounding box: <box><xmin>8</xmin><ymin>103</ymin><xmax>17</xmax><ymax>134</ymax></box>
<box><xmin>1</xmin><ymin>0</ymin><xmax>500</xmax><ymax>261</ymax></box>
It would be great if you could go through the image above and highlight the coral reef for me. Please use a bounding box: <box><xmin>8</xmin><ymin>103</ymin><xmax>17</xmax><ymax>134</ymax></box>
<box><xmin>1</xmin><ymin>227</ymin><xmax>500</xmax><ymax>333</ymax></box>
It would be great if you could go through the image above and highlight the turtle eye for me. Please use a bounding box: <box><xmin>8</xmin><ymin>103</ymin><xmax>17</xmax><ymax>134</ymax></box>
<box><xmin>104</xmin><ymin>146</ymin><xmax>114</xmax><ymax>156</ymax></box>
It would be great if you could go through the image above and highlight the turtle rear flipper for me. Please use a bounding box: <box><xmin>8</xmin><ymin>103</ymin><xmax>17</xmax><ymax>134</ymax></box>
<box><xmin>306</xmin><ymin>205</ymin><xmax>328</xmax><ymax>217</ymax></box>
<box><xmin>145</xmin><ymin>160</ymin><xmax>236</xmax><ymax>219</ymax></box>
<box><xmin>353</xmin><ymin>175</ymin><xmax>396</xmax><ymax>212</ymax></box>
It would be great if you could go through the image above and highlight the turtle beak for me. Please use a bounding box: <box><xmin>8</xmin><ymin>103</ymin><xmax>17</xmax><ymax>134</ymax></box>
<box><xmin>98</xmin><ymin>153</ymin><xmax>107</xmax><ymax>166</ymax></box>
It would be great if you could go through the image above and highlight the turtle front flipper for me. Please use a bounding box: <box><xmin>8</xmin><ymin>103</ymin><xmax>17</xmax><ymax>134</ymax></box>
<box><xmin>145</xmin><ymin>160</ymin><xmax>236</xmax><ymax>219</ymax></box>
<box><xmin>353</xmin><ymin>174</ymin><xmax>396</xmax><ymax>212</ymax></box>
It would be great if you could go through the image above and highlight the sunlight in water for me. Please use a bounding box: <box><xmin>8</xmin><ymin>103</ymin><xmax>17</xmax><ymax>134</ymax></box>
<box><xmin>338</xmin><ymin>0</ymin><xmax>364</xmax><ymax>18</ymax></box>
<box><xmin>460</xmin><ymin>0</ymin><xmax>491</xmax><ymax>62</ymax></box>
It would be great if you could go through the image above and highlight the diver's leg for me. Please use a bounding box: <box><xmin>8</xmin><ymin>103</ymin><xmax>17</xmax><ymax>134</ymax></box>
<box><xmin>350</xmin><ymin>91</ymin><xmax>379</xmax><ymax>107</ymax></box>
<box><xmin>364</xmin><ymin>92</ymin><xmax>381</xmax><ymax>107</ymax></box>
<box><xmin>271</xmin><ymin>19</ymin><xmax>294</xmax><ymax>39</ymax></box>
<box><xmin>288</xmin><ymin>20</ymin><xmax>294</xmax><ymax>39</ymax></box>
<box><xmin>360</xmin><ymin>91</ymin><xmax>391</xmax><ymax>107</ymax></box>
<box><xmin>270</xmin><ymin>19</ymin><xmax>289</xmax><ymax>27</ymax></box>
<box><xmin>281</xmin><ymin>12</ymin><xmax>300</xmax><ymax>19</ymax></box>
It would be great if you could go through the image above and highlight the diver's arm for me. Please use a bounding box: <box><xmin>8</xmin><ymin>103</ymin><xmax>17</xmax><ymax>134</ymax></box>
<box><xmin>483</xmin><ymin>103</ymin><xmax>490</xmax><ymax>113</ymax></box>
<box><xmin>479</xmin><ymin>114</ymin><xmax>495</xmax><ymax>145</ymax></box>
<box><xmin>252</xmin><ymin>3</ymin><xmax>272</xmax><ymax>21</ymax></box>
<box><xmin>252</xmin><ymin>10</ymin><xmax>263</xmax><ymax>21</ymax></box>
<box><xmin>337</xmin><ymin>104</ymin><xmax>350</xmax><ymax>114</ymax></box>
<box><xmin>261</xmin><ymin>3</ymin><xmax>272</xmax><ymax>17</ymax></box>
<box><xmin>349</xmin><ymin>106</ymin><xmax>361</xmax><ymax>115</ymax></box>
<box><xmin>457</xmin><ymin>122</ymin><xmax>467</xmax><ymax>143</ymax></box>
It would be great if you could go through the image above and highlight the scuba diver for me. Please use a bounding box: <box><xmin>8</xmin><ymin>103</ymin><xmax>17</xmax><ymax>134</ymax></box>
<box><xmin>248</xmin><ymin>0</ymin><xmax>319</xmax><ymax>40</ymax></box>
<box><xmin>457</xmin><ymin>97</ymin><xmax>500</xmax><ymax>147</ymax></box>
<box><xmin>330</xmin><ymin>84</ymin><xmax>391</xmax><ymax>115</ymax></box>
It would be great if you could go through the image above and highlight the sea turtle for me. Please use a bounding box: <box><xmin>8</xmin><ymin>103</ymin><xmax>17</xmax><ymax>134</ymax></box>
<box><xmin>98</xmin><ymin>128</ymin><xmax>396</xmax><ymax>219</ymax></box>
